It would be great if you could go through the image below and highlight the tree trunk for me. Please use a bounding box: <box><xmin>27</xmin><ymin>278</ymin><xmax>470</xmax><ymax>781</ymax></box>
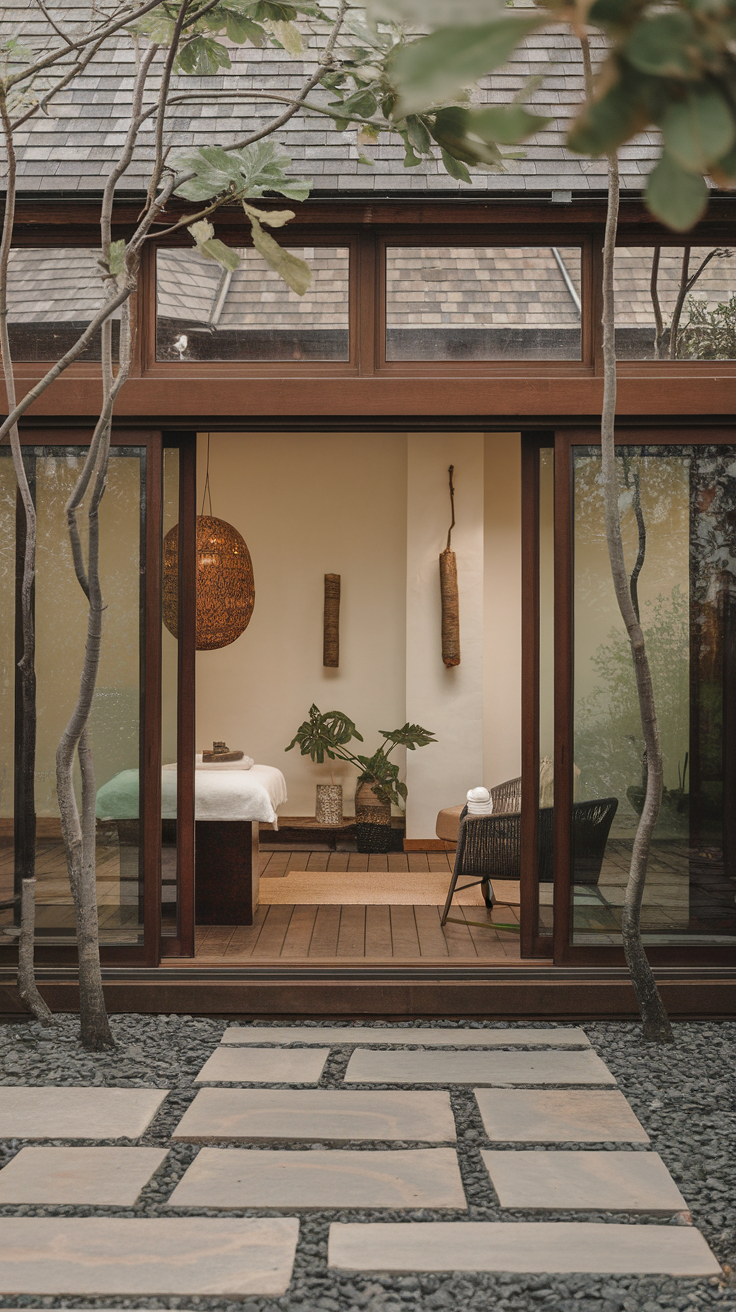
<box><xmin>600</xmin><ymin>153</ymin><xmax>673</xmax><ymax>1042</ymax></box>
<box><xmin>0</xmin><ymin>92</ymin><xmax>52</xmax><ymax>1025</ymax></box>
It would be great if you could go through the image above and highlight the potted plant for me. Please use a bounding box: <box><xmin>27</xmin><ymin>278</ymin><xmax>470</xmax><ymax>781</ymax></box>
<box><xmin>286</xmin><ymin>705</ymin><xmax>436</xmax><ymax>853</ymax></box>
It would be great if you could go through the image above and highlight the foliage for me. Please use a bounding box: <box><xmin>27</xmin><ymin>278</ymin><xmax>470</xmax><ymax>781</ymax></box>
<box><xmin>574</xmin><ymin>587</ymin><xmax>689</xmax><ymax>826</ymax></box>
<box><xmin>678</xmin><ymin>293</ymin><xmax>736</xmax><ymax>359</ymax></box>
<box><xmin>323</xmin><ymin>18</ymin><xmax>548</xmax><ymax>178</ymax></box>
<box><xmin>367</xmin><ymin>0</ymin><xmax>736</xmax><ymax>231</ymax></box>
<box><xmin>286</xmin><ymin>704</ymin><xmax>435</xmax><ymax>808</ymax></box>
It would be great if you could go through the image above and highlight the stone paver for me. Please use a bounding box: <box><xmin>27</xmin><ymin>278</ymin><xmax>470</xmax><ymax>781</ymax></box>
<box><xmin>167</xmin><ymin>1147</ymin><xmax>467</xmax><ymax>1210</ymax></box>
<box><xmin>327</xmin><ymin>1221</ymin><xmax>721</xmax><ymax>1276</ymax></box>
<box><xmin>475</xmin><ymin>1089</ymin><xmax>649</xmax><ymax>1142</ymax></box>
<box><xmin>344</xmin><ymin>1049</ymin><xmax>616</xmax><ymax>1087</ymax></box>
<box><xmin>0</xmin><ymin>1147</ymin><xmax>169</xmax><ymax>1205</ymax></box>
<box><xmin>172</xmin><ymin>1088</ymin><xmax>456</xmax><ymax>1142</ymax></box>
<box><xmin>195</xmin><ymin>1047</ymin><xmax>329</xmax><ymax>1084</ymax></box>
<box><xmin>0</xmin><ymin>1217</ymin><xmax>300</xmax><ymax>1295</ymax></box>
<box><xmin>481</xmin><ymin>1150</ymin><xmax>687</xmax><ymax>1213</ymax></box>
<box><xmin>0</xmin><ymin>1088</ymin><xmax>168</xmax><ymax>1139</ymax></box>
<box><xmin>221</xmin><ymin>1026</ymin><xmax>590</xmax><ymax>1048</ymax></box>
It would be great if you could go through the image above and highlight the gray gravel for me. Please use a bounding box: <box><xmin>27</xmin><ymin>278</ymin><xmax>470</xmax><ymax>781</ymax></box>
<box><xmin>0</xmin><ymin>1014</ymin><xmax>734</xmax><ymax>1312</ymax></box>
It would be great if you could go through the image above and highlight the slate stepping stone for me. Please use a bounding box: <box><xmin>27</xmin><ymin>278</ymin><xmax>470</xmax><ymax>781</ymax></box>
<box><xmin>172</xmin><ymin>1088</ymin><xmax>456</xmax><ymax>1142</ymax></box>
<box><xmin>475</xmin><ymin>1089</ymin><xmax>649</xmax><ymax>1143</ymax></box>
<box><xmin>327</xmin><ymin>1221</ymin><xmax>721</xmax><ymax>1276</ymax></box>
<box><xmin>167</xmin><ymin>1147</ymin><xmax>466</xmax><ymax>1210</ymax></box>
<box><xmin>0</xmin><ymin>1147</ymin><xmax>168</xmax><ymax>1206</ymax></box>
<box><xmin>481</xmin><ymin>1150</ymin><xmax>687</xmax><ymax>1213</ymax></box>
<box><xmin>221</xmin><ymin>1026</ymin><xmax>590</xmax><ymax>1048</ymax></box>
<box><xmin>344</xmin><ymin>1049</ymin><xmax>615</xmax><ymax>1087</ymax></box>
<box><xmin>0</xmin><ymin>1088</ymin><xmax>168</xmax><ymax>1139</ymax></box>
<box><xmin>0</xmin><ymin>1217</ymin><xmax>299</xmax><ymax>1295</ymax></box>
<box><xmin>195</xmin><ymin>1047</ymin><xmax>328</xmax><ymax>1084</ymax></box>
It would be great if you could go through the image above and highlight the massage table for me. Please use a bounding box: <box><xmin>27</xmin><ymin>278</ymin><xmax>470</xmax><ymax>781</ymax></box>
<box><xmin>96</xmin><ymin>759</ymin><xmax>287</xmax><ymax>925</ymax></box>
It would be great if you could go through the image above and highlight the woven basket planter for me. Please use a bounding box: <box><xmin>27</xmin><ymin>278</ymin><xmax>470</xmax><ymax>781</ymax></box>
<box><xmin>355</xmin><ymin>780</ymin><xmax>392</xmax><ymax>854</ymax></box>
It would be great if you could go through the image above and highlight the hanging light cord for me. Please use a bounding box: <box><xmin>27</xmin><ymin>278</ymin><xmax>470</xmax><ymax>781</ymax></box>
<box><xmin>200</xmin><ymin>431</ymin><xmax>214</xmax><ymax>518</ymax></box>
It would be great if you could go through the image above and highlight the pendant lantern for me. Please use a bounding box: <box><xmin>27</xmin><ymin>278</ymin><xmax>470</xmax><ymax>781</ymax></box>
<box><xmin>162</xmin><ymin>514</ymin><xmax>255</xmax><ymax>651</ymax></box>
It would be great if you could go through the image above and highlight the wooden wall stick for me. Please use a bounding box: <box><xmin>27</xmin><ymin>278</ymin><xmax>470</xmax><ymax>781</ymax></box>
<box><xmin>323</xmin><ymin>573</ymin><xmax>341</xmax><ymax>667</ymax></box>
<box><xmin>440</xmin><ymin>465</ymin><xmax>460</xmax><ymax>666</ymax></box>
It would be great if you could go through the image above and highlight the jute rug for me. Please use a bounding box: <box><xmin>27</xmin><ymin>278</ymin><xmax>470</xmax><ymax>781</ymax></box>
<box><xmin>259</xmin><ymin>870</ymin><xmax>486</xmax><ymax>906</ymax></box>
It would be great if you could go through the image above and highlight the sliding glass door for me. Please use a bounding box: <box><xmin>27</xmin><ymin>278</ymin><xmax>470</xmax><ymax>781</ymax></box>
<box><xmin>553</xmin><ymin>429</ymin><xmax>736</xmax><ymax>962</ymax></box>
<box><xmin>0</xmin><ymin>431</ymin><xmax>163</xmax><ymax>966</ymax></box>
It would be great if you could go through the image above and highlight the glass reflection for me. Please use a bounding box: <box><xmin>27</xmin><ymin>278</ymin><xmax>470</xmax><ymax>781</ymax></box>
<box><xmin>572</xmin><ymin>444</ymin><xmax>736</xmax><ymax>944</ymax></box>
<box><xmin>615</xmin><ymin>247</ymin><xmax>736</xmax><ymax>360</ymax></box>
<box><xmin>386</xmin><ymin>247</ymin><xmax>582</xmax><ymax>360</ymax></box>
<box><xmin>0</xmin><ymin>447</ymin><xmax>144</xmax><ymax>947</ymax></box>
<box><xmin>156</xmin><ymin>246</ymin><xmax>349</xmax><ymax>361</ymax></box>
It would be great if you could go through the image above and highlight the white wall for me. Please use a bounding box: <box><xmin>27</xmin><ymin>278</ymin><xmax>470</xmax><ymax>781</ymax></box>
<box><xmin>194</xmin><ymin>429</ymin><xmax>523</xmax><ymax>834</ymax></box>
<box><xmin>405</xmin><ymin>433</ymin><xmax>486</xmax><ymax>839</ymax></box>
<box><xmin>195</xmin><ymin>432</ymin><xmax>407</xmax><ymax>816</ymax></box>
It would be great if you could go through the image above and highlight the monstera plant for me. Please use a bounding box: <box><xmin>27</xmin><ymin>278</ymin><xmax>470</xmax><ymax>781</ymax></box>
<box><xmin>286</xmin><ymin>705</ymin><xmax>435</xmax><ymax>851</ymax></box>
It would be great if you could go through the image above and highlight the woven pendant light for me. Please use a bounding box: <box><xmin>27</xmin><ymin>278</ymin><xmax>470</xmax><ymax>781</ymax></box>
<box><xmin>162</xmin><ymin>439</ymin><xmax>255</xmax><ymax>651</ymax></box>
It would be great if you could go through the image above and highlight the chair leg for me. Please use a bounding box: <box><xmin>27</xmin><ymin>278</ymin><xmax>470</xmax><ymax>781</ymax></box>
<box><xmin>440</xmin><ymin>870</ymin><xmax>460</xmax><ymax>927</ymax></box>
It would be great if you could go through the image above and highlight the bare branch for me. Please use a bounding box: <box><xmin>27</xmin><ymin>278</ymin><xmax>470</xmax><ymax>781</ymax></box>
<box><xmin>6</xmin><ymin>0</ymin><xmax>168</xmax><ymax>90</ymax></box>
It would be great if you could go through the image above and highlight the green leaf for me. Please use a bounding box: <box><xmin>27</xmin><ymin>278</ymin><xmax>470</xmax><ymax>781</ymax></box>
<box><xmin>625</xmin><ymin>11</ymin><xmax>699</xmax><ymax>79</ymax></box>
<box><xmin>268</xmin><ymin>19</ymin><xmax>304</xmax><ymax>54</ymax></box>
<box><xmin>243</xmin><ymin>203</ymin><xmax>295</xmax><ymax>227</ymax></box>
<box><xmin>406</xmin><ymin>115</ymin><xmax>432</xmax><ymax>155</ymax></box>
<box><xmin>246</xmin><ymin>211</ymin><xmax>312</xmax><ymax>294</ymax></box>
<box><xmin>393</xmin><ymin>16</ymin><xmax>543</xmax><ymax>115</ymax></box>
<box><xmin>646</xmin><ymin>152</ymin><xmax>709</xmax><ymax>231</ymax></box>
<box><xmin>108</xmin><ymin>239</ymin><xmax>125</xmax><ymax>276</ymax></box>
<box><xmin>201</xmin><ymin>238</ymin><xmax>241</xmax><ymax>271</ymax></box>
<box><xmin>467</xmin><ymin>104</ymin><xmax>549</xmax><ymax>145</ymax></box>
<box><xmin>440</xmin><ymin>147</ymin><xmax>472</xmax><ymax>183</ymax></box>
<box><xmin>176</xmin><ymin>35</ymin><xmax>231</xmax><ymax>75</ymax></box>
<box><xmin>567</xmin><ymin>67</ymin><xmax>650</xmax><ymax>157</ymax></box>
<box><xmin>224</xmin><ymin>12</ymin><xmax>266</xmax><ymax>44</ymax></box>
<box><xmin>661</xmin><ymin>89</ymin><xmax>736</xmax><ymax>174</ymax></box>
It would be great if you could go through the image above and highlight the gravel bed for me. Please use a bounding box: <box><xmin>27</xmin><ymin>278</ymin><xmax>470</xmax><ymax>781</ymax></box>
<box><xmin>0</xmin><ymin>1014</ymin><xmax>734</xmax><ymax>1312</ymax></box>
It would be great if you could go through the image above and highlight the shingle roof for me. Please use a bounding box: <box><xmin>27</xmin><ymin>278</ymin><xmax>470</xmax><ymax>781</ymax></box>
<box><xmin>1</xmin><ymin>1</ymin><xmax>661</xmax><ymax>196</ymax></box>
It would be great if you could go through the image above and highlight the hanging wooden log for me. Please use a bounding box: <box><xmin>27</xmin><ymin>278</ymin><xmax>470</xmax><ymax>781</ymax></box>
<box><xmin>440</xmin><ymin>465</ymin><xmax>460</xmax><ymax>667</ymax></box>
<box><xmin>323</xmin><ymin>573</ymin><xmax>341</xmax><ymax>667</ymax></box>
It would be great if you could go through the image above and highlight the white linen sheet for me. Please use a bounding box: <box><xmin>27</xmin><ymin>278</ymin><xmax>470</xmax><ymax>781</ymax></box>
<box><xmin>96</xmin><ymin>763</ymin><xmax>287</xmax><ymax>825</ymax></box>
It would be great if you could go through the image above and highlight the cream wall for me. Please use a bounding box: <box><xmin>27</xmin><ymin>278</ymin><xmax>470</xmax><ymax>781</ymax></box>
<box><xmin>195</xmin><ymin>432</ymin><xmax>407</xmax><ymax>816</ymax></box>
<box><xmin>197</xmin><ymin>430</ymin><xmax>524</xmax><ymax>833</ymax></box>
<box><xmin>405</xmin><ymin>433</ymin><xmax>486</xmax><ymax>839</ymax></box>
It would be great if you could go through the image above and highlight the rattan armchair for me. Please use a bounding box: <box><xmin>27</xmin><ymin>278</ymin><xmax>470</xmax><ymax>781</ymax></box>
<box><xmin>440</xmin><ymin>786</ymin><xmax>618</xmax><ymax>928</ymax></box>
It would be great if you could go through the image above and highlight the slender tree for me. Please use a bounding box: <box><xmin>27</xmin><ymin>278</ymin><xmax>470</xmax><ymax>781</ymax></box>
<box><xmin>366</xmin><ymin>0</ymin><xmax>736</xmax><ymax>1038</ymax></box>
<box><xmin>1</xmin><ymin>0</ymin><xmax>487</xmax><ymax>1043</ymax></box>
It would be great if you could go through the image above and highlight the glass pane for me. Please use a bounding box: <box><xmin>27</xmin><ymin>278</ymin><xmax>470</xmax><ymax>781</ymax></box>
<box><xmin>538</xmin><ymin>447</ymin><xmax>554</xmax><ymax>935</ymax></box>
<box><xmin>572</xmin><ymin>444</ymin><xmax>736</xmax><ymax>946</ymax></box>
<box><xmin>8</xmin><ymin>249</ymin><xmax>119</xmax><ymax>361</ymax></box>
<box><xmin>156</xmin><ymin>246</ymin><xmax>349</xmax><ymax>361</ymax></box>
<box><xmin>386</xmin><ymin>246</ymin><xmax>582</xmax><ymax>360</ymax></box>
<box><xmin>161</xmin><ymin>448</ymin><xmax>179</xmax><ymax>937</ymax></box>
<box><xmin>0</xmin><ymin>447</ymin><xmax>145</xmax><ymax>947</ymax></box>
<box><xmin>615</xmin><ymin>246</ymin><xmax>736</xmax><ymax>360</ymax></box>
<box><xmin>0</xmin><ymin>459</ymin><xmax>16</xmax><ymax>944</ymax></box>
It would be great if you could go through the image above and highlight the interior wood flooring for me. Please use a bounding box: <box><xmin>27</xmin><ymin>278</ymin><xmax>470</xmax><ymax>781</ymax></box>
<box><xmin>193</xmin><ymin>848</ymin><xmax>522</xmax><ymax>961</ymax></box>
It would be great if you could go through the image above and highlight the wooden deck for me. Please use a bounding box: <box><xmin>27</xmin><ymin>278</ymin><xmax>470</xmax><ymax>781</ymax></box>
<box><xmin>193</xmin><ymin>849</ymin><xmax>521</xmax><ymax>961</ymax></box>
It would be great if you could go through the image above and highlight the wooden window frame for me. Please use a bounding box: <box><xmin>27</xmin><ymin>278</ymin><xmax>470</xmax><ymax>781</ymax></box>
<box><xmin>142</xmin><ymin>229</ymin><xmax>361</xmax><ymax>378</ymax></box>
<box><xmin>376</xmin><ymin>228</ymin><xmax>595</xmax><ymax>377</ymax></box>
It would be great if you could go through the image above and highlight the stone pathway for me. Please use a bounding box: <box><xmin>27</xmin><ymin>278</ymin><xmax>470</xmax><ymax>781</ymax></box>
<box><xmin>0</xmin><ymin>1023</ymin><xmax>724</xmax><ymax>1300</ymax></box>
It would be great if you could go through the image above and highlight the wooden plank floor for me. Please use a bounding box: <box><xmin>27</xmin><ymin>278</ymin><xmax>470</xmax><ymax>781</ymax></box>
<box><xmin>194</xmin><ymin>848</ymin><xmax>521</xmax><ymax>961</ymax></box>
